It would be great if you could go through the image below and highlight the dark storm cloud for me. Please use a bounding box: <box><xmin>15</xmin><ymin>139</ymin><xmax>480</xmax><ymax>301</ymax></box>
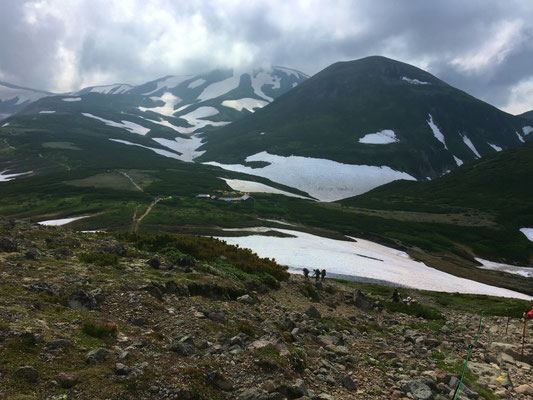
<box><xmin>0</xmin><ymin>0</ymin><xmax>532</xmax><ymax>113</ymax></box>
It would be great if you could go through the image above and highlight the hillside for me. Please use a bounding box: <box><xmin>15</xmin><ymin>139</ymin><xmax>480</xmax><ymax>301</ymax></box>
<box><xmin>0</xmin><ymin>81</ymin><xmax>52</xmax><ymax>120</ymax></box>
<box><xmin>198</xmin><ymin>56</ymin><xmax>532</xmax><ymax>200</ymax></box>
<box><xmin>519</xmin><ymin>110</ymin><xmax>533</xmax><ymax>121</ymax></box>
<box><xmin>1</xmin><ymin>219</ymin><xmax>532</xmax><ymax>399</ymax></box>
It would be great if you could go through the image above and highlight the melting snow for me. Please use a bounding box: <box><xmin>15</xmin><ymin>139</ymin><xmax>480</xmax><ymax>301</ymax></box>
<box><xmin>204</xmin><ymin>151</ymin><xmax>416</xmax><ymax>202</ymax></box>
<box><xmin>221</xmin><ymin>178</ymin><xmax>312</xmax><ymax>199</ymax></box>
<box><xmin>152</xmin><ymin>135</ymin><xmax>206</xmax><ymax>162</ymax></box>
<box><xmin>520</xmin><ymin>228</ymin><xmax>533</xmax><ymax>242</ymax></box>
<box><xmin>274</xmin><ymin>66</ymin><xmax>304</xmax><ymax>78</ymax></box>
<box><xmin>251</xmin><ymin>72</ymin><xmax>281</xmax><ymax>102</ymax></box>
<box><xmin>2</xmin><ymin>122</ymin><xmax>9</xmax><ymax>127</ymax></box>
<box><xmin>175</xmin><ymin>106</ymin><xmax>230</xmax><ymax>134</ymax></box>
<box><xmin>453</xmin><ymin>156</ymin><xmax>463</xmax><ymax>166</ymax></box>
<box><xmin>461</xmin><ymin>134</ymin><xmax>481</xmax><ymax>158</ymax></box>
<box><xmin>222</xmin><ymin>98</ymin><xmax>268</xmax><ymax>112</ymax></box>
<box><xmin>138</xmin><ymin>92</ymin><xmax>181</xmax><ymax>116</ymax></box>
<box><xmin>188</xmin><ymin>79</ymin><xmax>206</xmax><ymax>89</ymax></box>
<box><xmin>217</xmin><ymin>227</ymin><xmax>532</xmax><ymax>299</ymax></box>
<box><xmin>143</xmin><ymin>75</ymin><xmax>193</xmax><ymax>95</ymax></box>
<box><xmin>475</xmin><ymin>257</ymin><xmax>533</xmax><ymax>279</ymax></box>
<box><xmin>39</xmin><ymin>110</ymin><xmax>55</xmax><ymax>114</ymax></box>
<box><xmin>109</xmin><ymin>139</ymin><xmax>181</xmax><ymax>160</ymax></box>
<box><xmin>401</xmin><ymin>77</ymin><xmax>431</xmax><ymax>85</ymax></box>
<box><xmin>0</xmin><ymin>170</ymin><xmax>32</xmax><ymax>182</ymax></box>
<box><xmin>359</xmin><ymin>129</ymin><xmax>398</xmax><ymax>144</ymax></box>
<box><xmin>82</xmin><ymin>113</ymin><xmax>150</xmax><ymax>135</ymax></box>
<box><xmin>523</xmin><ymin>126</ymin><xmax>533</xmax><ymax>135</ymax></box>
<box><xmin>516</xmin><ymin>131</ymin><xmax>525</xmax><ymax>143</ymax></box>
<box><xmin>88</xmin><ymin>84</ymin><xmax>132</xmax><ymax>94</ymax></box>
<box><xmin>38</xmin><ymin>216</ymin><xmax>89</xmax><ymax>226</ymax></box>
<box><xmin>488</xmin><ymin>143</ymin><xmax>502</xmax><ymax>152</ymax></box>
<box><xmin>427</xmin><ymin>114</ymin><xmax>448</xmax><ymax>149</ymax></box>
<box><xmin>0</xmin><ymin>84</ymin><xmax>49</xmax><ymax>104</ymax></box>
<box><xmin>62</xmin><ymin>97</ymin><xmax>81</xmax><ymax>102</ymax></box>
<box><xmin>198</xmin><ymin>75</ymin><xmax>241</xmax><ymax>101</ymax></box>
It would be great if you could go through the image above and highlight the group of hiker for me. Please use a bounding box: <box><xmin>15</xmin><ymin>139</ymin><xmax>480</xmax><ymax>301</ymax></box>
<box><xmin>390</xmin><ymin>288</ymin><xmax>418</xmax><ymax>305</ymax></box>
<box><xmin>302</xmin><ymin>268</ymin><xmax>326</xmax><ymax>282</ymax></box>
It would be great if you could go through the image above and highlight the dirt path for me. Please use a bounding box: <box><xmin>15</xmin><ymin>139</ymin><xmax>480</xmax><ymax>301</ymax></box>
<box><xmin>130</xmin><ymin>197</ymin><xmax>164</xmax><ymax>233</ymax></box>
<box><xmin>119</xmin><ymin>171</ymin><xmax>143</xmax><ymax>192</ymax></box>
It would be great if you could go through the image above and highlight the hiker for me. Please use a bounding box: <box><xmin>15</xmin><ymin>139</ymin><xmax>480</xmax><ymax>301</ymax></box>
<box><xmin>302</xmin><ymin>268</ymin><xmax>309</xmax><ymax>281</ymax></box>
<box><xmin>320</xmin><ymin>269</ymin><xmax>326</xmax><ymax>282</ymax></box>
<box><xmin>314</xmin><ymin>269</ymin><xmax>321</xmax><ymax>283</ymax></box>
<box><xmin>391</xmin><ymin>289</ymin><xmax>401</xmax><ymax>303</ymax></box>
<box><xmin>524</xmin><ymin>306</ymin><xmax>533</xmax><ymax>319</ymax></box>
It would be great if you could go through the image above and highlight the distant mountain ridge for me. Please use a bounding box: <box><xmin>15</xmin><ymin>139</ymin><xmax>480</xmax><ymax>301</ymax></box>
<box><xmin>199</xmin><ymin>56</ymin><xmax>532</xmax><ymax>184</ymax></box>
<box><xmin>0</xmin><ymin>81</ymin><xmax>52</xmax><ymax>119</ymax></box>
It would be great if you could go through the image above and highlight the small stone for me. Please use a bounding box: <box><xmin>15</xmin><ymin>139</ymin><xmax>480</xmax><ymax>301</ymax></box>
<box><xmin>148</xmin><ymin>256</ymin><xmax>160</xmax><ymax>269</ymax></box>
<box><xmin>305</xmin><ymin>305</ymin><xmax>321</xmax><ymax>319</ymax></box>
<box><xmin>57</xmin><ymin>373</ymin><xmax>79</xmax><ymax>388</ymax></box>
<box><xmin>341</xmin><ymin>374</ymin><xmax>357</xmax><ymax>391</ymax></box>
<box><xmin>287</xmin><ymin>378</ymin><xmax>308</xmax><ymax>398</ymax></box>
<box><xmin>68</xmin><ymin>290</ymin><xmax>98</xmax><ymax>310</ymax></box>
<box><xmin>45</xmin><ymin>339</ymin><xmax>72</xmax><ymax>351</ymax></box>
<box><xmin>14</xmin><ymin>366</ymin><xmax>38</xmax><ymax>383</ymax></box>
<box><xmin>515</xmin><ymin>384</ymin><xmax>533</xmax><ymax>396</ymax></box>
<box><xmin>237</xmin><ymin>294</ymin><xmax>255</xmax><ymax>304</ymax></box>
<box><xmin>265</xmin><ymin>380</ymin><xmax>276</xmax><ymax>393</ymax></box>
<box><xmin>206</xmin><ymin>371</ymin><xmax>233</xmax><ymax>391</ymax></box>
<box><xmin>115</xmin><ymin>363</ymin><xmax>130</xmax><ymax>376</ymax></box>
<box><xmin>86</xmin><ymin>347</ymin><xmax>111</xmax><ymax>364</ymax></box>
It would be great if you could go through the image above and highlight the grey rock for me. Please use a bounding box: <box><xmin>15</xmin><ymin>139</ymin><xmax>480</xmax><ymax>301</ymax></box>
<box><xmin>401</xmin><ymin>379</ymin><xmax>434</xmax><ymax>400</ymax></box>
<box><xmin>68</xmin><ymin>290</ymin><xmax>98</xmax><ymax>310</ymax></box>
<box><xmin>147</xmin><ymin>256</ymin><xmax>160</xmax><ymax>269</ymax></box>
<box><xmin>206</xmin><ymin>371</ymin><xmax>234</xmax><ymax>391</ymax></box>
<box><xmin>45</xmin><ymin>339</ymin><xmax>72</xmax><ymax>351</ymax></box>
<box><xmin>353</xmin><ymin>290</ymin><xmax>372</xmax><ymax>310</ymax></box>
<box><xmin>449</xmin><ymin>377</ymin><xmax>478</xmax><ymax>399</ymax></box>
<box><xmin>305</xmin><ymin>305</ymin><xmax>321</xmax><ymax>319</ymax></box>
<box><xmin>25</xmin><ymin>248</ymin><xmax>40</xmax><ymax>259</ymax></box>
<box><xmin>57</xmin><ymin>372</ymin><xmax>79</xmax><ymax>388</ymax></box>
<box><xmin>86</xmin><ymin>347</ymin><xmax>111</xmax><ymax>364</ymax></box>
<box><xmin>237</xmin><ymin>294</ymin><xmax>255</xmax><ymax>304</ymax></box>
<box><xmin>14</xmin><ymin>366</ymin><xmax>38</xmax><ymax>383</ymax></box>
<box><xmin>287</xmin><ymin>378</ymin><xmax>308</xmax><ymax>398</ymax></box>
<box><xmin>340</xmin><ymin>375</ymin><xmax>356</xmax><ymax>391</ymax></box>
<box><xmin>115</xmin><ymin>363</ymin><xmax>130</xmax><ymax>376</ymax></box>
<box><xmin>0</xmin><ymin>237</ymin><xmax>17</xmax><ymax>252</ymax></box>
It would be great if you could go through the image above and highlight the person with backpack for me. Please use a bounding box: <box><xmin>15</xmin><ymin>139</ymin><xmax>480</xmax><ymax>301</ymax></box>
<box><xmin>314</xmin><ymin>269</ymin><xmax>321</xmax><ymax>283</ymax></box>
<box><xmin>320</xmin><ymin>269</ymin><xmax>326</xmax><ymax>282</ymax></box>
<box><xmin>391</xmin><ymin>289</ymin><xmax>401</xmax><ymax>303</ymax></box>
<box><xmin>524</xmin><ymin>306</ymin><xmax>533</xmax><ymax>320</ymax></box>
<box><xmin>302</xmin><ymin>268</ymin><xmax>309</xmax><ymax>281</ymax></box>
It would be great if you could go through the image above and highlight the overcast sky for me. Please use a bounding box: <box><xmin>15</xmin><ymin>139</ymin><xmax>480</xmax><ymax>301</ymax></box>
<box><xmin>1</xmin><ymin>0</ymin><xmax>532</xmax><ymax>114</ymax></box>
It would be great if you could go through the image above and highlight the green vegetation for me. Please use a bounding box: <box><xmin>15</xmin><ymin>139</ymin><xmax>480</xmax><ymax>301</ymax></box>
<box><xmin>81</xmin><ymin>320</ymin><xmax>118</xmax><ymax>339</ymax></box>
<box><xmin>79</xmin><ymin>252</ymin><xmax>119</xmax><ymax>267</ymax></box>
<box><xmin>383</xmin><ymin>301</ymin><xmax>445</xmax><ymax>321</ymax></box>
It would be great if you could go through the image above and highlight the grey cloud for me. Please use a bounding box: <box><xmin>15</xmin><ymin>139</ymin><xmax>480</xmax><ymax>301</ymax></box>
<box><xmin>0</xmin><ymin>0</ymin><xmax>532</xmax><ymax>113</ymax></box>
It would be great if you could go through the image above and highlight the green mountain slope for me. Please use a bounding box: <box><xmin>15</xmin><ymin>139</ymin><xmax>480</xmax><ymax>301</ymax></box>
<box><xmin>518</xmin><ymin>110</ymin><xmax>533</xmax><ymax>121</ymax></box>
<box><xmin>199</xmin><ymin>56</ymin><xmax>532</xmax><ymax>179</ymax></box>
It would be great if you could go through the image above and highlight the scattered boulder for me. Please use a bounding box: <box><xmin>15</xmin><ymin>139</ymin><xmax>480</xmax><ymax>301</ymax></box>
<box><xmin>146</xmin><ymin>284</ymin><xmax>164</xmax><ymax>301</ymax></box>
<box><xmin>68</xmin><ymin>290</ymin><xmax>98</xmax><ymax>310</ymax></box>
<box><xmin>178</xmin><ymin>255</ymin><xmax>195</xmax><ymax>268</ymax></box>
<box><xmin>45</xmin><ymin>339</ymin><xmax>72</xmax><ymax>351</ymax></box>
<box><xmin>515</xmin><ymin>384</ymin><xmax>533</xmax><ymax>396</ymax></box>
<box><xmin>340</xmin><ymin>375</ymin><xmax>356</xmax><ymax>391</ymax></box>
<box><xmin>287</xmin><ymin>378</ymin><xmax>308</xmax><ymax>399</ymax></box>
<box><xmin>148</xmin><ymin>256</ymin><xmax>161</xmax><ymax>269</ymax></box>
<box><xmin>0</xmin><ymin>237</ymin><xmax>17</xmax><ymax>252</ymax></box>
<box><xmin>206</xmin><ymin>371</ymin><xmax>233</xmax><ymax>391</ymax></box>
<box><xmin>305</xmin><ymin>305</ymin><xmax>321</xmax><ymax>319</ymax></box>
<box><xmin>25</xmin><ymin>248</ymin><xmax>40</xmax><ymax>259</ymax></box>
<box><xmin>86</xmin><ymin>348</ymin><xmax>111</xmax><ymax>364</ymax></box>
<box><xmin>401</xmin><ymin>379</ymin><xmax>434</xmax><ymax>400</ymax></box>
<box><xmin>115</xmin><ymin>363</ymin><xmax>130</xmax><ymax>376</ymax></box>
<box><xmin>171</xmin><ymin>337</ymin><xmax>196</xmax><ymax>356</ymax></box>
<box><xmin>237</xmin><ymin>294</ymin><xmax>255</xmax><ymax>304</ymax></box>
<box><xmin>57</xmin><ymin>373</ymin><xmax>79</xmax><ymax>388</ymax></box>
<box><xmin>353</xmin><ymin>290</ymin><xmax>372</xmax><ymax>310</ymax></box>
<box><xmin>14</xmin><ymin>366</ymin><xmax>38</xmax><ymax>383</ymax></box>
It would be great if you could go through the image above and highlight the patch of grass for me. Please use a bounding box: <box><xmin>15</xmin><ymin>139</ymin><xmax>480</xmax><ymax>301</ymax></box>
<box><xmin>179</xmin><ymin>367</ymin><xmax>225</xmax><ymax>400</ymax></box>
<box><xmin>78</xmin><ymin>251</ymin><xmax>119</xmax><ymax>266</ymax></box>
<box><xmin>383</xmin><ymin>301</ymin><xmax>445</xmax><ymax>321</ymax></box>
<box><xmin>299</xmin><ymin>283</ymin><xmax>320</xmax><ymax>302</ymax></box>
<box><xmin>81</xmin><ymin>320</ymin><xmax>118</xmax><ymax>338</ymax></box>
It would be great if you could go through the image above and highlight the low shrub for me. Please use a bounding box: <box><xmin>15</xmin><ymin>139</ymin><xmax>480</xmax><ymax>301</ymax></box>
<box><xmin>82</xmin><ymin>320</ymin><xmax>118</xmax><ymax>338</ymax></box>
<box><xmin>78</xmin><ymin>252</ymin><xmax>119</xmax><ymax>266</ymax></box>
<box><xmin>384</xmin><ymin>301</ymin><xmax>445</xmax><ymax>321</ymax></box>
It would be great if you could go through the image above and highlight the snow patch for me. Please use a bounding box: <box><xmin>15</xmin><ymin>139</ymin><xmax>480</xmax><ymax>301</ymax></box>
<box><xmin>453</xmin><ymin>156</ymin><xmax>463</xmax><ymax>166</ymax></box>
<box><xmin>2</xmin><ymin>122</ymin><xmax>10</xmax><ymax>127</ymax></box>
<box><xmin>143</xmin><ymin>75</ymin><xmax>193</xmax><ymax>95</ymax></box>
<box><xmin>520</xmin><ymin>228</ymin><xmax>533</xmax><ymax>242</ymax></box>
<box><xmin>82</xmin><ymin>113</ymin><xmax>150</xmax><ymax>136</ymax></box>
<box><xmin>175</xmin><ymin>106</ymin><xmax>230</xmax><ymax>134</ymax></box>
<box><xmin>197</xmin><ymin>75</ymin><xmax>241</xmax><ymax>101</ymax></box>
<box><xmin>222</xmin><ymin>98</ymin><xmax>268</xmax><ymax>112</ymax></box>
<box><xmin>217</xmin><ymin>227</ymin><xmax>532</xmax><ymax>299</ymax></box>
<box><xmin>488</xmin><ymin>143</ymin><xmax>502</xmax><ymax>152</ymax></box>
<box><xmin>38</xmin><ymin>216</ymin><xmax>89</xmax><ymax>226</ymax></box>
<box><xmin>204</xmin><ymin>151</ymin><xmax>416</xmax><ymax>202</ymax></box>
<box><xmin>0</xmin><ymin>170</ymin><xmax>32</xmax><ymax>182</ymax></box>
<box><xmin>39</xmin><ymin>110</ymin><xmax>55</xmax><ymax>114</ymax></box>
<box><xmin>523</xmin><ymin>126</ymin><xmax>533</xmax><ymax>135</ymax></box>
<box><xmin>516</xmin><ymin>131</ymin><xmax>525</xmax><ymax>143</ymax></box>
<box><xmin>475</xmin><ymin>258</ymin><xmax>533</xmax><ymax>279</ymax></box>
<box><xmin>461</xmin><ymin>134</ymin><xmax>481</xmax><ymax>158</ymax></box>
<box><xmin>359</xmin><ymin>129</ymin><xmax>398</xmax><ymax>144</ymax></box>
<box><xmin>152</xmin><ymin>135</ymin><xmax>205</xmax><ymax>162</ymax></box>
<box><xmin>138</xmin><ymin>92</ymin><xmax>181</xmax><ymax>116</ymax></box>
<box><xmin>109</xmin><ymin>139</ymin><xmax>181</xmax><ymax>160</ymax></box>
<box><xmin>188</xmin><ymin>79</ymin><xmax>206</xmax><ymax>89</ymax></box>
<box><xmin>251</xmin><ymin>71</ymin><xmax>281</xmax><ymax>101</ymax></box>
<box><xmin>427</xmin><ymin>114</ymin><xmax>448</xmax><ymax>149</ymax></box>
<box><xmin>402</xmin><ymin>77</ymin><xmax>431</xmax><ymax>85</ymax></box>
<box><xmin>0</xmin><ymin>84</ymin><xmax>49</xmax><ymax>104</ymax></box>
<box><xmin>62</xmin><ymin>97</ymin><xmax>81</xmax><ymax>102</ymax></box>
<box><xmin>221</xmin><ymin>178</ymin><xmax>312</xmax><ymax>199</ymax></box>
<box><xmin>88</xmin><ymin>84</ymin><xmax>132</xmax><ymax>94</ymax></box>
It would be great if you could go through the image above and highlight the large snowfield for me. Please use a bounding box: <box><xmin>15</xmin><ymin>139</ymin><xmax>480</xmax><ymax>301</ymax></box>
<box><xmin>222</xmin><ymin>98</ymin><xmax>268</xmax><ymax>112</ymax></box>
<box><xmin>152</xmin><ymin>135</ymin><xmax>206</xmax><ymax>162</ymax></box>
<box><xmin>205</xmin><ymin>151</ymin><xmax>416</xmax><ymax>202</ymax></box>
<box><xmin>82</xmin><ymin>113</ymin><xmax>150</xmax><ymax>136</ymax></box>
<box><xmin>38</xmin><ymin>216</ymin><xmax>89</xmax><ymax>226</ymax></box>
<box><xmin>217</xmin><ymin>227</ymin><xmax>533</xmax><ymax>300</ymax></box>
<box><xmin>520</xmin><ymin>228</ymin><xmax>533</xmax><ymax>242</ymax></box>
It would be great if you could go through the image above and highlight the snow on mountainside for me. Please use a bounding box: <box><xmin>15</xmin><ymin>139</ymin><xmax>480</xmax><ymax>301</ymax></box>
<box><xmin>0</xmin><ymin>81</ymin><xmax>52</xmax><ymax>119</ymax></box>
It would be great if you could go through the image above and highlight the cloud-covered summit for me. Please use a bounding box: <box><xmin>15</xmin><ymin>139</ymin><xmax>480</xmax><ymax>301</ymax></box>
<box><xmin>1</xmin><ymin>0</ymin><xmax>532</xmax><ymax>114</ymax></box>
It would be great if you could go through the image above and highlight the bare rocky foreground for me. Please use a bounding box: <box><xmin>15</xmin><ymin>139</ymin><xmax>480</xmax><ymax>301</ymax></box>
<box><xmin>0</xmin><ymin>219</ymin><xmax>532</xmax><ymax>399</ymax></box>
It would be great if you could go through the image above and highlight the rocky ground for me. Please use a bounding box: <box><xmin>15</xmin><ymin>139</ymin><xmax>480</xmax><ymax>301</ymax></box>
<box><xmin>0</xmin><ymin>218</ymin><xmax>532</xmax><ymax>400</ymax></box>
